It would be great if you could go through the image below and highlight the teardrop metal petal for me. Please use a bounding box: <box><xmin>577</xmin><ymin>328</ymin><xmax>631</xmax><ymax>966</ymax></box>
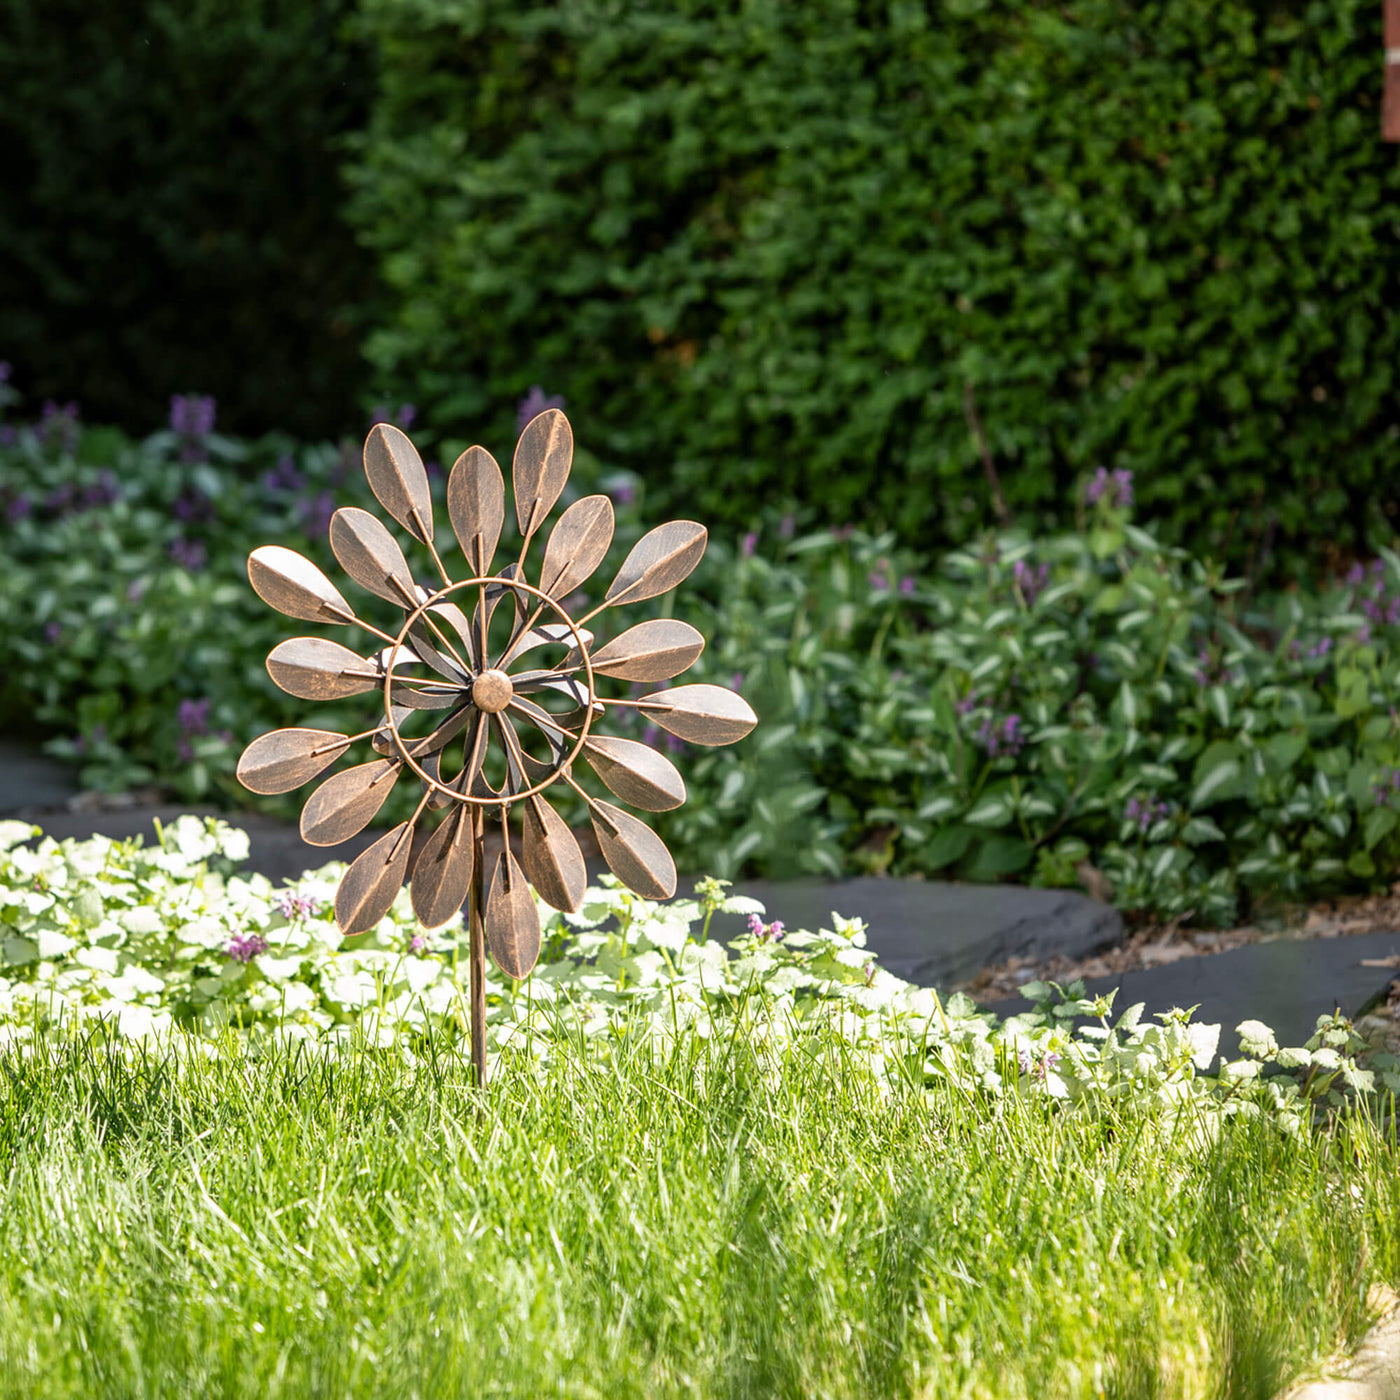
<box><xmin>638</xmin><ymin>684</ymin><xmax>758</xmax><ymax>746</ymax></box>
<box><xmin>603</xmin><ymin>521</ymin><xmax>707</xmax><ymax>608</ymax></box>
<box><xmin>364</xmin><ymin>423</ymin><xmax>433</xmax><ymax>544</ymax></box>
<box><xmin>485</xmin><ymin>848</ymin><xmax>542</xmax><ymax>979</ymax></box>
<box><xmin>300</xmin><ymin>758</ymin><xmax>401</xmax><ymax>847</ymax></box>
<box><xmin>583</xmin><ymin>735</ymin><xmax>686</xmax><ymax>811</ymax></box>
<box><xmin>266</xmin><ymin>638</ymin><xmax>379</xmax><ymax>702</ymax></box>
<box><xmin>247</xmin><ymin>546</ymin><xmax>353</xmax><ymax>625</ymax></box>
<box><xmin>335</xmin><ymin>822</ymin><xmax>414</xmax><ymax>935</ymax></box>
<box><xmin>410</xmin><ymin>806</ymin><xmax>474</xmax><ymax>929</ymax></box>
<box><xmin>500</xmin><ymin>621</ymin><xmax>594</xmax><ymax>668</ymax></box>
<box><xmin>589</xmin><ymin>799</ymin><xmax>677</xmax><ymax>900</ymax></box>
<box><xmin>538</xmin><ymin>494</ymin><xmax>614</xmax><ymax>600</ymax></box>
<box><xmin>329</xmin><ymin>507</ymin><xmax>418</xmax><ymax>608</ymax></box>
<box><xmin>586</xmin><ymin>619</ymin><xmax>704</xmax><ymax>682</ymax></box>
<box><xmin>512</xmin><ymin>408</ymin><xmax>572</xmax><ymax>541</ymax></box>
<box><xmin>521</xmin><ymin>794</ymin><xmax>586</xmax><ymax>914</ymax></box>
<box><xmin>447</xmin><ymin>444</ymin><xmax>504</xmax><ymax>576</ymax></box>
<box><xmin>237</xmin><ymin>728</ymin><xmax>349</xmax><ymax>796</ymax></box>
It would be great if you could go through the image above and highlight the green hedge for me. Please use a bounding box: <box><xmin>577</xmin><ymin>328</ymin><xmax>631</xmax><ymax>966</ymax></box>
<box><xmin>348</xmin><ymin>0</ymin><xmax>1400</xmax><ymax>570</ymax></box>
<box><xmin>0</xmin><ymin>0</ymin><xmax>377</xmax><ymax>439</ymax></box>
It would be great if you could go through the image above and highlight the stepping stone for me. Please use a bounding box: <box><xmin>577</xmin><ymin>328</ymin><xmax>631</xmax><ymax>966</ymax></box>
<box><xmin>0</xmin><ymin>740</ymin><xmax>81</xmax><ymax>815</ymax></box>
<box><xmin>982</xmin><ymin>931</ymin><xmax>1400</xmax><ymax>1048</ymax></box>
<box><xmin>691</xmin><ymin>876</ymin><xmax>1122</xmax><ymax>989</ymax></box>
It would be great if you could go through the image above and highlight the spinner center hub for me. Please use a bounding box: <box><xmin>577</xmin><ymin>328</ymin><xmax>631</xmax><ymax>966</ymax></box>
<box><xmin>472</xmin><ymin>668</ymin><xmax>513</xmax><ymax>714</ymax></box>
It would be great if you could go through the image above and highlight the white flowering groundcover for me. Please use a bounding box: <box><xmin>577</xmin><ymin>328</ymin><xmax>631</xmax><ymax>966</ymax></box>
<box><xmin>0</xmin><ymin>815</ymin><xmax>1394</xmax><ymax>1131</ymax></box>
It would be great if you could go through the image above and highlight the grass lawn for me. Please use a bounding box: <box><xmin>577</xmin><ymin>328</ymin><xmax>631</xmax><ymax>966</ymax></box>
<box><xmin>0</xmin><ymin>1026</ymin><xmax>1396</xmax><ymax>1400</ymax></box>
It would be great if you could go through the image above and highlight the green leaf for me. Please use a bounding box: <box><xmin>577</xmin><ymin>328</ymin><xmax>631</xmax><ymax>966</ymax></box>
<box><xmin>1190</xmin><ymin>742</ymin><xmax>1244</xmax><ymax>810</ymax></box>
<box><xmin>1364</xmin><ymin>806</ymin><xmax>1397</xmax><ymax>852</ymax></box>
<box><xmin>964</xmin><ymin>835</ymin><xmax>1033</xmax><ymax>880</ymax></box>
<box><xmin>920</xmin><ymin>825</ymin><xmax>974</xmax><ymax>871</ymax></box>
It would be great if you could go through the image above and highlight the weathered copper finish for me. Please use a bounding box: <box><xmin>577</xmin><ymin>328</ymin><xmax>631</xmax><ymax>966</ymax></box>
<box><xmin>237</xmin><ymin>406</ymin><xmax>757</xmax><ymax>1085</ymax></box>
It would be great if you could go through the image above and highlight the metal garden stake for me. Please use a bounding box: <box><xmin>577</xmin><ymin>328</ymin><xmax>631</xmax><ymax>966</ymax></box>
<box><xmin>236</xmin><ymin>410</ymin><xmax>756</xmax><ymax>1085</ymax></box>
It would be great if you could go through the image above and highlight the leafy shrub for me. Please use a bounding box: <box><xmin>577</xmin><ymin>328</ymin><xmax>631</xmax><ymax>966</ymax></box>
<box><xmin>347</xmin><ymin>0</ymin><xmax>1400</xmax><ymax>571</ymax></box>
<box><xmin>0</xmin><ymin>0</ymin><xmax>375</xmax><ymax>438</ymax></box>
<box><xmin>2</xmin><ymin>404</ymin><xmax>1396</xmax><ymax>924</ymax></box>
<box><xmin>668</xmin><ymin>489</ymin><xmax>1400</xmax><ymax>925</ymax></box>
<box><xmin>3</xmin><ymin>817</ymin><xmax>1395</xmax><ymax>1132</ymax></box>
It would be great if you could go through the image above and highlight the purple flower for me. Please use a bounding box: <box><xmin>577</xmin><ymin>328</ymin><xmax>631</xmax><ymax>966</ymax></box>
<box><xmin>1125</xmin><ymin>794</ymin><xmax>1171</xmax><ymax>833</ymax></box>
<box><xmin>642</xmin><ymin>724</ymin><xmax>662</xmax><ymax>747</ymax></box>
<box><xmin>5</xmin><ymin>494</ymin><xmax>32</xmax><ymax>523</ymax></box>
<box><xmin>169</xmin><ymin>394</ymin><xmax>216</xmax><ymax>439</ymax></box>
<box><xmin>168</xmin><ymin>537</ymin><xmax>207</xmax><ymax>572</ymax></box>
<box><xmin>0</xmin><ymin>362</ymin><xmax>10</xmax><ymax>382</ymax></box>
<box><xmin>746</xmin><ymin>914</ymin><xmax>786</xmax><ymax>943</ymax></box>
<box><xmin>44</xmin><ymin>483</ymin><xmax>76</xmax><ymax>516</ymax></box>
<box><xmin>43</xmin><ymin>621</ymin><xmax>62</xmax><ymax>643</ymax></box>
<box><xmin>78</xmin><ymin>469</ymin><xmax>119</xmax><ymax>510</ymax></box>
<box><xmin>731</xmin><ymin>672</ymin><xmax>744</xmax><ymax>692</ymax></box>
<box><xmin>1306</xmin><ymin>637</ymin><xmax>1333</xmax><ymax>660</ymax></box>
<box><xmin>409</xmin><ymin>932</ymin><xmax>429</xmax><ymax>954</ymax></box>
<box><xmin>1372</xmin><ymin>769</ymin><xmax>1400</xmax><ymax>805</ymax></box>
<box><xmin>741</xmin><ymin>531</ymin><xmax>758</xmax><ymax>559</ymax></box>
<box><xmin>36</xmin><ymin>400</ymin><xmax>80</xmax><ymax>452</ymax></box>
<box><xmin>225</xmin><ymin>932</ymin><xmax>269</xmax><ymax>964</ymax></box>
<box><xmin>1086</xmin><ymin>466</ymin><xmax>1133</xmax><ymax>509</ymax></box>
<box><xmin>275</xmin><ymin>890</ymin><xmax>320</xmax><ymax>921</ymax></box>
<box><xmin>955</xmin><ymin>693</ymin><xmax>978</xmax><ymax>717</ymax></box>
<box><xmin>176</xmin><ymin>739</ymin><xmax>193</xmax><ymax>763</ymax></box>
<box><xmin>395</xmin><ymin>403</ymin><xmax>417</xmax><ymax>430</ymax></box>
<box><xmin>0</xmin><ymin>426</ymin><xmax>15</xmax><ymax>448</ymax></box>
<box><xmin>178</xmin><ymin>697</ymin><xmax>211</xmax><ymax>735</ymax></box>
<box><xmin>779</xmin><ymin>514</ymin><xmax>796</xmax><ymax>540</ymax></box>
<box><xmin>517</xmin><ymin>386</ymin><xmax>566</xmax><ymax>433</ymax></box>
<box><xmin>899</xmin><ymin>575</ymin><xmax>916</xmax><ymax>595</ymax></box>
<box><xmin>1013</xmin><ymin>559</ymin><xmax>1051</xmax><ymax>606</ymax></box>
<box><xmin>173</xmin><ymin>487</ymin><xmax>214</xmax><ymax>524</ymax></box>
<box><xmin>126</xmin><ymin>579</ymin><xmax>146</xmax><ymax>603</ymax></box>
<box><xmin>369</xmin><ymin>404</ymin><xmax>389</xmax><ymax>426</ymax></box>
<box><xmin>610</xmin><ymin>481</ymin><xmax>637</xmax><ymax>507</ymax></box>
<box><xmin>975</xmin><ymin>713</ymin><xmax>1024</xmax><ymax>757</ymax></box>
<box><xmin>868</xmin><ymin>571</ymin><xmax>889</xmax><ymax>592</ymax></box>
<box><xmin>298</xmin><ymin>490</ymin><xmax>336</xmax><ymax>539</ymax></box>
<box><xmin>665</xmin><ymin>732</ymin><xmax>685</xmax><ymax>754</ymax></box>
<box><xmin>261</xmin><ymin>455</ymin><xmax>304</xmax><ymax>494</ymax></box>
<box><xmin>747</xmin><ymin>913</ymin><xmax>765</xmax><ymax>938</ymax></box>
<box><xmin>832</xmin><ymin>524</ymin><xmax>855</xmax><ymax>542</ymax></box>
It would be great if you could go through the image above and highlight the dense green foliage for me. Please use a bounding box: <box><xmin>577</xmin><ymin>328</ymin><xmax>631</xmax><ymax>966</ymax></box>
<box><xmin>0</xmin><ymin>0</ymin><xmax>375</xmax><ymax>438</ymax></box>
<box><xmin>348</xmin><ymin>0</ymin><xmax>1400</xmax><ymax>568</ymax></box>
<box><xmin>3</xmin><ymin>405</ymin><xmax>1397</xmax><ymax>925</ymax></box>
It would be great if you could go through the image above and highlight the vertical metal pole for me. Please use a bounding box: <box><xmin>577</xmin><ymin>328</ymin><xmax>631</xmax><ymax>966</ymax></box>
<box><xmin>469</xmin><ymin>805</ymin><xmax>487</xmax><ymax>1087</ymax></box>
<box><xmin>1385</xmin><ymin>0</ymin><xmax>1400</xmax><ymax>142</ymax></box>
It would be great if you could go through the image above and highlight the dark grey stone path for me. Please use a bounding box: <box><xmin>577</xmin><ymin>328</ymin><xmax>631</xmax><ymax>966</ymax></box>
<box><xmin>692</xmin><ymin>876</ymin><xmax>1122</xmax><ymax>989</ymax></box>
<box><xmin>0</xmin><ymin>740</ymin><xmax>80</xmax><ymax>814</ymax></box>
<box><xmin>982</xmin><ymin>932</ymin><xmax>1400</xmax><ymax>1046</ymax></box>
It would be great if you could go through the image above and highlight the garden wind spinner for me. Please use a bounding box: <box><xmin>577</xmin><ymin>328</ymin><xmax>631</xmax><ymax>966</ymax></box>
<box><xmin>236</xmin><ymin>410</ymin><xmax>756</xmax><ymax>1081</ymax></box>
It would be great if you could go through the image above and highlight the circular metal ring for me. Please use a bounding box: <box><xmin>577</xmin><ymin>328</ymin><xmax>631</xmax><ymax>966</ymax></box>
<box><xmin>383</xmin><ymin>575</ymin><xmax>597</xmax><ymax>808</ymax></box>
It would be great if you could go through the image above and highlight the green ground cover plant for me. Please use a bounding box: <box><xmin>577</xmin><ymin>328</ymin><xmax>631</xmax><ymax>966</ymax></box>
<box><xmin>1</xmin><ymin>817</ymin><xmax>1399</xmax><ymax>1398</ymax></box>
<box><xmin>2</xmin><ymin>399</ymin><xmax>1397</xmax><ymax>925</ymax></box>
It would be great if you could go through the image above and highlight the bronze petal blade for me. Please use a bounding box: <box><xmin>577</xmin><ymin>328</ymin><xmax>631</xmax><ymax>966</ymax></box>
<box><xmin>300</xmin><ymin>758</ymin><xmax>401</xmax><ymax>847</ymax></box>
<box><xmin>583</xmin><ymin>735</ymin><xmax>686</xmax><ymax>811</ymax></box>
<box><xmin>639</xmin><ymin>684</ymin><xmax>758</xmax><ymax>746</ymax></box>
<box><xmin>538</xmin><ymin>494</ymin><xmax>614</xmax><ymax>600</ymax></box>
<box><xmin>589</xmin><ymin>800</ymin><xmax>677</xmax><ymax>901</ymax></box>
<box><xmin>335</xmin><ymin>822</ymin><xmax>414</xmax><ymax>935</ymax></box>
<box><xmin>501</xmin><ymin>621</ymin><xmax>593</xmax><ymax>668</ymax></box>
<box><xmin>329</xmin><ymin>507</ymin><xmax>418</xmax><ymax>608</ymax></box>
<box><xmin>364</xmin><ymin>423</ymin><xmax>434</xmax><ymax>545</ymax></box>
<box><xmin>521</xmin><ymin>794</ymin><xmax>587</xmax><ymax>913</ymax></box>
<box><xmin>447</xmin><ymin>444</ymin><xmax>505</xmax><ymax>577</ymax></box>
<box><xmin>410</xmin><ymin>807</ymin><xmax>474</xmax><ymax>929</ymax></box>
<box><xmin>485</xmin><ymin>850</ymin><xmax>542</xmax><ymax>979</ymax></box>
<box><xmin>237</xmin><ymin>728</ymin><xmax>350</xmax><ymax>795</ymax></box>
<box><xmin>587</xmin><ymin>619</ymin><xmax>704</xmax><ymax>682</ymax></box>
<box><xmin>603</xmin><ymin>521</ymin><xmax>707</xmax><ymax>608</ymax></box>
<box><xmin>266</xmin><ymin>638</ymin><xmax>379</xmax><ymax>702</ymax></box>
<box><xmin>512</xmin><ymin>408</ymin><xmax>572</xmax><ymax>541</ymax></box>
<box><xmin>248</xmin><ymin>546</ymin><xmax>353</xmax><ymax>625</ymax></box>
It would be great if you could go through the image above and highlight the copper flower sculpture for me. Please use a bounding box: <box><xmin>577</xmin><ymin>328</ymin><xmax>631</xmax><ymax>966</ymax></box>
<box><xmin>236</xmin><ymin>410</ymin><xmax>756</xmax><ymax>1079</ymax></box>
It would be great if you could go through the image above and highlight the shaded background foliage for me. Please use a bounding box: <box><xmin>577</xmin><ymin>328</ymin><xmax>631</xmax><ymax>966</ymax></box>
<box><xmin>3</xmin><ymin>0</ymin><xmax>1399</xmax><ymax>560</ymax></box>
<box><xmin>346</xmin><ymin>0</ymin><xmax>1400</xmax><ymax>569</ymax></box>
<box><xmin>0</xmin><ymin>0</ymin><xmax>378</xmax><ymax>440</ymax></box>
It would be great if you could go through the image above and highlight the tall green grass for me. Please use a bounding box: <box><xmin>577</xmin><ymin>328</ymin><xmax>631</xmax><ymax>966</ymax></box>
<box><xmin>1</xmin><ymin>1024</ymin><xmax>1395</xmax><ymax>1399</ymax></box>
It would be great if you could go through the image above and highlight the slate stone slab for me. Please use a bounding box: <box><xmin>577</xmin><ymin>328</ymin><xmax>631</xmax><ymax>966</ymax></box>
<box><xmin>0</xmin><ymin>740</ymin><xmax>80</xmax><ymax>815</ymax></box>
<box><xmin>982</xmin><ymin>932</ymin><xmax>1400</xmax><ymax>1049</ymax></box>
<box><xmin>688</xmin><ymin>876</ymin><xmax>1122</xmax><ymax>989</ymax></box>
